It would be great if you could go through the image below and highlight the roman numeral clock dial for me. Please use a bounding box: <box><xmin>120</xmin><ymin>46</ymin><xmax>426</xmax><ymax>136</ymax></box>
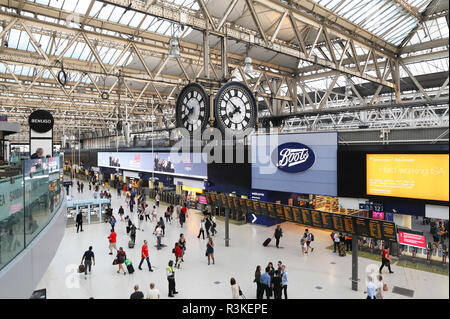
<box><xmin>175</xmin><ymin>83</ymin><xmax>210</xmax><ymax>135</ymax></box>
<box><xmin>214</xmin><ymin>81</ymin><xmax>257</xmax><ymax>138</ymax></box>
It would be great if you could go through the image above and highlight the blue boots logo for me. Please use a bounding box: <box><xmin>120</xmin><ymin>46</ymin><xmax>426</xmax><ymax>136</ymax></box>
<box><xmin>272</xmin><ymin>142</ymin><xmax>315</xmax><ymax>173</ymax></box>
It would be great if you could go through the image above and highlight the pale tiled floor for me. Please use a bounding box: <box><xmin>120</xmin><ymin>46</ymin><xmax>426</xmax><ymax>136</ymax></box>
<box><xmin>36</xmin><ymin>182</ymin><xmax>449</xmax><ymax>299</ymax></box>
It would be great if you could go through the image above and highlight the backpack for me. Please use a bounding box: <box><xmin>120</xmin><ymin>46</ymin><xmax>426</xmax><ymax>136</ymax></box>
<box><xmin>309</xmin><ymin>233</ymin><xmax>314</xmax><ymax>241</ymax></box>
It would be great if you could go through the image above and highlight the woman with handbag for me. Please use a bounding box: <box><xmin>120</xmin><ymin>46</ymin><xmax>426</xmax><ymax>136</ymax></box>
<box><xmin>230</xmin><ymin>278</ymin><xmax>240</xmax><ymax>299</ymax></box>
<box><xmin>206</xmin><ymin>237</ymin><xmax>215</xmax><ymax>265</ymax></box>
<box><xmin>375</xmin><ymin>275</ymin><xmax>387</xmax><ymax>299</ymax></box>
<box><xmin>254</xmin><ymin>265</ymin><xmax>263</xmax><ymax>299</ymax></box>
<box><xmin>115</xmin><ymin>247</ymin><xmax>127</xmax><ymax>275</ymax></box>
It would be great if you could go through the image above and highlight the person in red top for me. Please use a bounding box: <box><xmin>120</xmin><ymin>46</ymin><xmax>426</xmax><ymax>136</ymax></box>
<box><xmin>180</xmin><ymin>204</ymin><xmax>187</xmax><ymax>227</ymax></box>
<box><xmin>138</xmin><ymin>240</ymin><xmax>153</xmax><ymax>272</ymax></box>
<box><xmin>379</xmin><ymin>245</ymin><xmax>394</xmax><ymax>274</ymax></box>
<box><xmin>173</xmin><ymin>242</ymin><xmax>183</xmax><ymax>269</ymax></box>
<box><xmin>108</xmin><ymin>229</ymin><xmax>117</xmax><ymax>255</ymax></box>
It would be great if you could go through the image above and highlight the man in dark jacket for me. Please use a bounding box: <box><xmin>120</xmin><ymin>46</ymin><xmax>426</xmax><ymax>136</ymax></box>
<box><xmin>76</xmin><ymin>211</ymin><xmax>83</xmax><ymax>233</ymax></box>
<box><xmin>274</xmin><ymin>225</ymin><xmax>283</xmax><ymax>248</ymax></box>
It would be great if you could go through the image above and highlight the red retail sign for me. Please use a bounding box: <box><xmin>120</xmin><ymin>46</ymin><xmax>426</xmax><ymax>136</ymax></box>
<box><xmin>398</xmin><ymin>232</ymin><xmax>426</xmax><ymax>249</ymax></box>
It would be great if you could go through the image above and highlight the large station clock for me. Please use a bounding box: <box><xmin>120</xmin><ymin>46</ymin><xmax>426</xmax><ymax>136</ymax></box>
<box><xmin>175</xmin><ymin>82</ymin><xmax>210</xmax><ymax>135</ymax></box>
<box><xmin>214</xmin><ymin>81</ymin><xmax>257</xmax><ymax>137</ymax></box>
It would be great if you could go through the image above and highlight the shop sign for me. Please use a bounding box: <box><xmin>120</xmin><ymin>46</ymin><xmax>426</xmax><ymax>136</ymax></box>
<box><xmin>273</xmin><ymin>142</ymin><xmax>315</xmax><ymax>173</ymax></box>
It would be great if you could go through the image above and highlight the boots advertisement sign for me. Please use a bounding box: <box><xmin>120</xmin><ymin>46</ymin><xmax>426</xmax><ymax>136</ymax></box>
<box><xmin>273</xmin><ymin>142</ymin><xmax>316</xmax><ymax>173</ymax></box>
<box><xmin>28</xmin><ymin>110</ymin><xmax>54</xmax><ymax>133</ymax></box>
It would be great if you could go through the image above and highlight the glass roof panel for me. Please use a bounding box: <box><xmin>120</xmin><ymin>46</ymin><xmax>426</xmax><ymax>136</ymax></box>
<box><xmin>310</xmin><ymin>0</ymin><xmax>434</xmax><ymax>45</ymax></box>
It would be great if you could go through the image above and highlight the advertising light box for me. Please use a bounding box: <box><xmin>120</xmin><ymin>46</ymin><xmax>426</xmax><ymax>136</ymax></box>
<box><xmin>398</xmin><ymin>232</ymin><xmax>426</xmax><ymax>249</ymax></box>
<box><xmin>366</xmin><ymin>154</ymin><xmax>449</xmax><ymax>202</ymax></box>
<box><xmin>251</xmin><ymin>132</ymin><xmax>338</xmax><ymax>196</ymax></box>
<box><xmin>98</xmin><ymin>152</ymin><xmax>207</xmax><ymax>179</ymax></box>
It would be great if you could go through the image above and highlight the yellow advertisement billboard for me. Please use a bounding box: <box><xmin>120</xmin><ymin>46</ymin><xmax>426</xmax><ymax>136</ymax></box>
<box><xmin>367</xmin><ymin>154</ymin><xmax>449</xmax><ymax>201</ymax></box>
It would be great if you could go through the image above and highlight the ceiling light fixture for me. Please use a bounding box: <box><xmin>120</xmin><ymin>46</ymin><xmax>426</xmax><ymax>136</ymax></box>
<box><xmin>243</xmin><ymin>44</ymin><xmax>253</xmax><ymax>74</ymax></box>
<box><xmin>168</xmin><ymin>24</ymin><xmax>181</xmax><ymax>58</ymax></box>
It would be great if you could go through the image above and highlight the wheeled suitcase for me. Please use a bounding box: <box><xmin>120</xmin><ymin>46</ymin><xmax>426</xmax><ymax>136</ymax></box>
<box><xmin>126</xmin><ymin>226</ymin><xmax>130</xmax><ymax>234</ymax></box>
<box><xmin>126</xmin><ymin>264</ymin><xmax>134</xmax><ymax>274</ymax></box>
<box><xmin>78</xmin><ymin>264</ymin><xmax>85</xmax><ymax>273</ymax></box>
<box><xmin>263</xmin><ymin>237</ymin><xmax>272</xmax><ymax>247</ymax></box>
<box><xmin>128</xmin><ymin>240</ymin><xmax>135</xmax><ymax>249</ymax></box>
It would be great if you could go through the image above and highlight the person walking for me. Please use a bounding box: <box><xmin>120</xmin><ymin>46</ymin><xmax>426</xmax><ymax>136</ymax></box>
<box><xmin>138</xmin><ymin>240</ymin><xmax>154</xmax><ymax>272</ymax></box>
<box><xmin>180</xmin><ymin>204</ymin><xmax>187</xmax><ymax>227</ymax></box>
<box><xmin>80</xmin><ymin>246</ymin><xmax>95</xmax><ymax>279</ymax></box>
<box><xmin>151</xmin><ymin>206</ymin><xmax>158</xmax><ymax>222</ymax></box>
<box><xmin>118</xmin><ymin>206</ymin><xmax>125</xmax><ymax>221</ymax></box>
<box><xmin>254</xmin><ymin>265</ymin><xmax>263</xmax><ymax>299</ymax></box>
<box><xmin>76</xmin><ymin>211</ymin><xmax>83</xmax><ymax>233</ymax></box>
<box><xmin>146</xmin><ymin>283</ymin><xmax>160</xmax><ymax>299</ymax></box>
<box><xmin>379</xmin><ymin>245</ymin><xmax>394</xmax><ymax>274</ymax></box>
<box><xmin>345</xmin><ymin>234</ymin><xmax>352</xmax><ymax>251</ymax></box>
<box><xmin>108</xmin><ymin>229</ymin><xmax>117</xmax><ymax>255</ymax></box>
<box><xmin>154</xmin><ymin>223</ymin><xmax>163</xmax><ymax>250</ymax></box>
<box><xmin>115</xmin><ymin>247</ymin><xmax>127</xmax><ymax>275</ymax></box>
<box><xmin>260</xmin><ymin>267</ymin><xmax>271</xmax><ymax>299</ymax></box>
<box><xmin>300</xmin><ymin>234</ymin><xmax>307</xmax><ymax>254</ymax></box>
<box><xmin>137</xmin><ymin>209</ymin><xmax>145</xmax><ymax>231</ymax></box>
<box><xmin>129</xmin><ymin>223</ymin><xmax>137</xmax><ymax>245</ymax></box>
<box><xmin>164</xmin><ymin>207</ymin><xmax>171</xmax><ymax>224</ymax></box>
<box><xmin>155</xmin><ymin>193</ymin><xmax>160</xmax><ymax>207</ymax></box>
<box><xmin>197</xmin><ymin>217</ymin><xmax>205</xmax><ymax>240</ymax></box>
<box><xmin>166</xmin><ymin>260</ymin><xmax>178</xmax><ymax>297</ymax></box>
<box><xmin>205</xmin><ymin>217</ymin><xmax>212</xmax><ymax>238</ymax></box>
<box><xmin>159</xmin><ymin>217</ymin><xmax>166</xmax><ymax>236</ymax></box>
<box><xmin>117</xmin><ymin>187</ymin><xmax>121</xmax><ymax>198</ymax></box>
<box><xmin>130</xmin><ymin>285</ymin><xmax>144</xmax><ymax>299</ymax></box>
<box><xmin>93</xmin><ymin>190</ymin><xmax>98</xmax><ymax>199</ymax></box>
<box><xmin>230</xmin><ymin>278</ymin><xmax>240</xmax><ymax>299</ymax></box>
<box><xmin>211</xmin><ymin>215</ymin><xmax>217</xmax><ymax>236</ymax></box>
<box><xmin>129</xmin><ymin>198</ymin><xmax>135</xmax><ymax>213</ymax></box>
<box><xmin>274</xmin><ymin>225</ymin><xmax>283</xmax><ymax>248</ymax></box>
<box><xmin>375</xmin><ymin>275</ymin><xmax>384</xmax><ymax>299</ymax></box>
<box><xmin>304</xmin><ymin>229</ymin><xmax>314</xmax><ymax>253</ymax></box>
<box><xmin>109</xmin><ymin>215</ymin><xmax>116</xmax><ymax>232</ymax></box>
<box><xmin>281</xmin><ymin>265</ymin><xmax>288</xmax><ymax>299</ymax></box>
<box><xmin>80</xmin><ymin>182</ymin><xmax>84</xmax><ymax>193</ymax></box>
<box><xmin>366</xmin><ymin>276</ymin><xmax>376</xmax><ymax>299</ymax></box>
<box><xmin>173</xmin><ymin>242</ymin><xmax>183</xmax><ymax>268</ymax></box>
<box><xmin>178</xmin><ymin>234</ymin><xmax>186</xmax><ymax>262</ymax></box>
<box><xmin>206</xmin><ymin>237</ymin><xmax>215</xmax><ymax>265</ymax></box>
<box><xmin>144</xmin><ymin>204</ymin><xmax>151</xmax><ymax>222</ymax></box>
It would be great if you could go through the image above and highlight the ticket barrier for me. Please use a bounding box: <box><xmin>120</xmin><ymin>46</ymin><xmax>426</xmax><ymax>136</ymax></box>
<box><xmin>66</xmin><ymin>199</ymin><xmax>110</xmax><ymax>226</ymax></box>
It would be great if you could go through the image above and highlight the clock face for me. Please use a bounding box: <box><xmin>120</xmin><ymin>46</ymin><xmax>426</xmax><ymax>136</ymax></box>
<box><xmin>175</xmin><ymin>83</ymin><xmax>210</xmax><ymax>135</ymax></box>
<box><xmin>214</xmin><ymin>81</ymin><xmax>257</xmax><ymax>136</ymax></box>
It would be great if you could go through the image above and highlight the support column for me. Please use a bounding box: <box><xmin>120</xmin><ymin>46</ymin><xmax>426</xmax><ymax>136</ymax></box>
<box><xmin>352</xmin><ymin>236</ymin><xmax>359</xmax><ymax>291</ymax></box>
<box><xmin>221</xmin><ymin>35</ymin><xmax>228</xmax><ymax>79</ymax></box>
<box><xmin>225</xmin><ymin>208</ymin><xmax>230</xmax><ymax>247</ymax></box>
<box><xmin>203</xmin><ymin>24</ymin><xmax>210</xmax><ymax>79</ymax></box>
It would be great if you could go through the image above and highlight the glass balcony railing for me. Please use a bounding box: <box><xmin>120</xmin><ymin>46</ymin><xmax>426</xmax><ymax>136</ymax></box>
<box><xmin>0</xmin><ymin>156</ymin><xmax>64</xmax><ymax>271</ymax></box>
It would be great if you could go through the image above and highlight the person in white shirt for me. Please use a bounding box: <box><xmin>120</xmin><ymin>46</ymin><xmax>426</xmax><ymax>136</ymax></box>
<box><xmin>333</xmin><ymin>232</ymin><xmax>340</xmax><ymax>253</ymax></box>
<box><xmin>211</xmin><ymin>216</ymin><xmax>217</xmax><ymax>236</ymax></box>
<box><xmin>230</xmin><ymin>278</ymin><xmax>240</xmax><ymax>299</ymax></box>
<box><xmin>375</xmin><ymin>275</ymin><xmax>384</xmax><ymax>299</ymax></box>
<box><xmin>366</xmin><ymin>276</ymin><xmax>376</xmax><ymax>299</ymax></box>
<box><xmin>197</xmin><ymin>218</ymin><xmax>205</xmax><ymax>240</ymax></box>
<box><xmin>154</xmin><ymin>224</ymin><xmax>163</xmax><ymax>250</ymax></box>
<box><xmin>151</xmin><ymin>206</ymin><xmax>158</xmax><ymax>222</ymax></box>
<box><xmin>146</xmin><ymin>283</ymin><xmax>160</xmax><ymax>299</ymax></box>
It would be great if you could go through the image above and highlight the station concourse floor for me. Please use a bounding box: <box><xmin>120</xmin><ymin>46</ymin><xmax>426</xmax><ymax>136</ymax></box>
<box><xmin>36</xmin><ymin>183</ymin><xmax>449</xmax><ymax>299</ymax></box>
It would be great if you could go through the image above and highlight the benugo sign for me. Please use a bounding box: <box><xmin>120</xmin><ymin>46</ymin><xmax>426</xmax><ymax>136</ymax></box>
<box><xmin>28</xmin><ymin>110</ymin><xmax>54</xmax><ymax>133</ymax></box>
<box><xmin>272</xmin><ymin>142</ymin><xmax>316</xmax><ymax>173</ymax></box>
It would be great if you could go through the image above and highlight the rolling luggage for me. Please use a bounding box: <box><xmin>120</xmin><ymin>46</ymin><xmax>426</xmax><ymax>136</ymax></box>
<box><xmin>263</xmin><ymin>237</ymin><xmax>272</xmax><ymax>247</ymax></box>
<box><xmin>78</xmin><ymin>264</ymin><xmax>85</xmax><ymax>273</ymax></box>
<box><xmin>125</xmin><ymin>259</ymin><xmax>134</xmax><ymax>274</ymax></box>
<box><xmin>126</xmin><ymin>226</ymin><xmax>130</xmax><ymax>234</ymax></box>
<box><xmin>128</xmin><ymin>240</ymin><xmax>135</xmax><ymax>249</ymax></box>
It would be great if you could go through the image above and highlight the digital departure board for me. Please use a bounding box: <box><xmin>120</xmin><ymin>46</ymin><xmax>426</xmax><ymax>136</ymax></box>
<box><xmin>310</xmin><ymin>210</ymin><xmax>323</xmax><ymax>228</ymax></box>
<box><xmin>292</xmin><ymin>207</ymin><xmax>302</xmax><ymax>224</ymax></box>
<box><xmin>220</xmin><ymin>194</ymin><xmax>228</xmax><ymax>209</ymax></box>
<box><xmin>381</xmin><ymin>221</ymin><xmax>397</xmax><ymax>242</ymax></box>
<box><xmin>332</xmin><ymin>214</ymin><xmax>345</xmax><ymax>232</ymax></box>
<box><xmin>252</xmin><ymin>201</ymin><xmax>260</xmax><ymax>215</ymax></box>
<box><xmin>239</xmin><ymin>198</ymin><xmax>247</xmax><ymax>214</ymax></box>
<box><xmin>275</xmin><ymin>204</ymin><xmax>285</xmax><ymax>220</ymax></box>
<box><xmin>321</xmin><ymin>212</ymin><xmax>333</xmax><ymax>230</ymax></box>
<box><xmin>343</xmin><ymin>216</ymin><xmax>355</xmax><ymax>234</ymax></box>
<box><xmin>205</xmin><ymin>192</ymin><xmax>397</xmax><ymax>242</ymax></box>
<box><xmin>227</xmin><ymin>196</ymin><xmax>235</xmax><ymax>210</ymax></box>
<box><xmin>283</xmin><ymin>206</ymin><xmax>294</xmax><ymax>221</ymax></box>
<box><xmin>301</xmin><ymin>209</ymin><xmax>312</xmax><ymax>226</ymax></box>
<box><xmin>355</xmin><ymin>217</ymin><xmax>370</xmax><ymax>237</ymax></box>
<box><xmin>233</xmin><ymin>197</ymin><xmax>240</xmax><ymax>211</ymax></box>
<box><xmin>246</xmin><ymin>199</ymin><xmax>254</xmax><ymax>214</ymax></box>
<box><xmin>259</xmin><ymin>202</ymin><xmax>269</xmax><ymax>217</ymax></box>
